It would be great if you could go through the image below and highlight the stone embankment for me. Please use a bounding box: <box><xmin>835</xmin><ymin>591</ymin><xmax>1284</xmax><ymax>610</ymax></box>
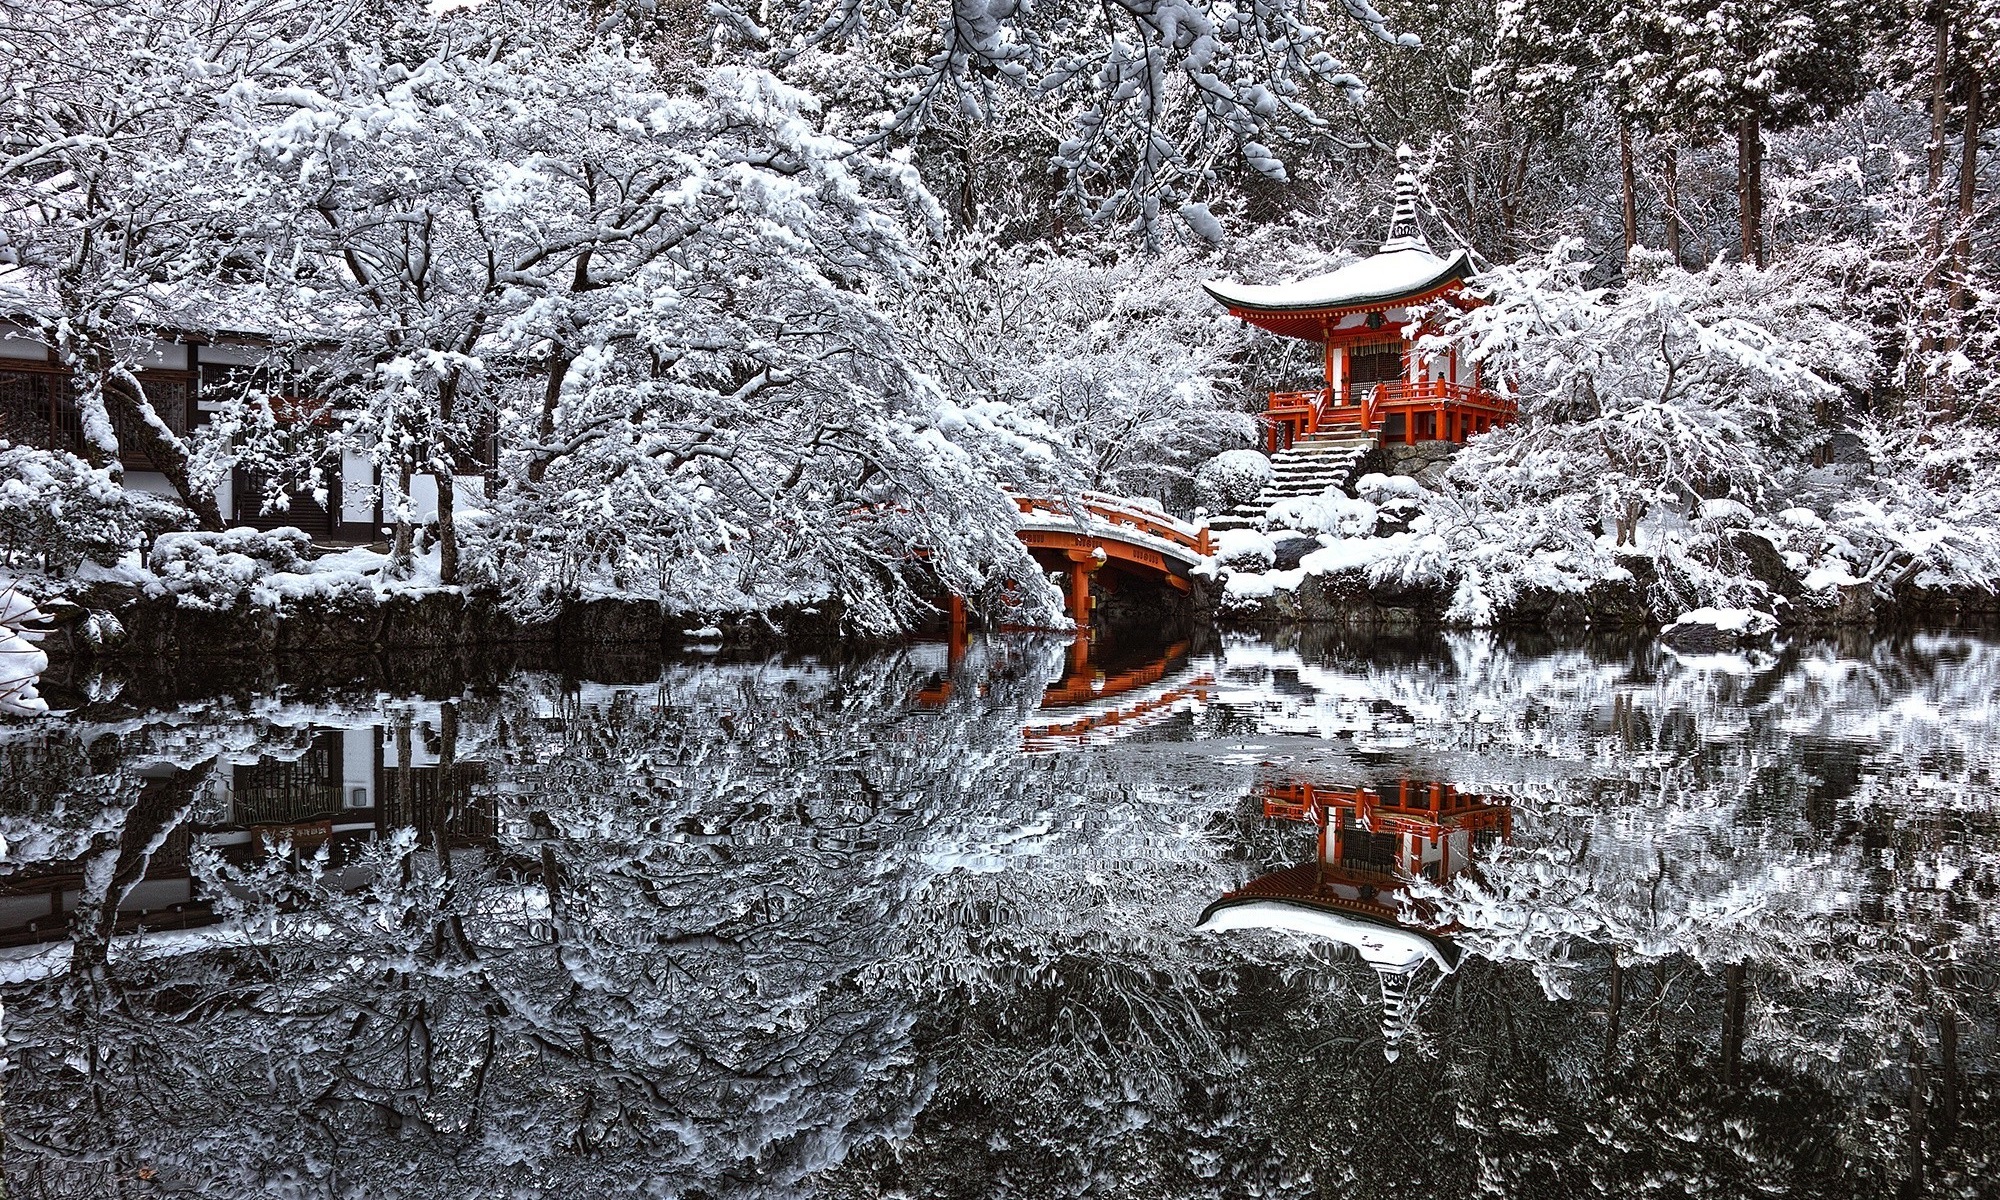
<box><xmin>34</xmin><ymin>581</ymin><xmax>850</xmax><ymax>666</ymax></box>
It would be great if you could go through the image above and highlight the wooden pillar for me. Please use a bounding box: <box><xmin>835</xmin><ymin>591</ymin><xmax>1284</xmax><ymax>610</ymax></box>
<box><xmin>1063</xmin><ymin>550</ymin><xmax>1096</xmax><ymax>625</ymax></box>
<box><xmin>1321</xmin><ymin>322</ymin><xmax>1334</xmax><ymax>397</ymax></box>
<box><xmin>946</xmin><ymin>593</ymin><xmax>968</xmax><ymax>658</ymax></box>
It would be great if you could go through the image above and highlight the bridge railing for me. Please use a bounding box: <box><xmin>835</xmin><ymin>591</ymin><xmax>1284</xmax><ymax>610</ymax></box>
<box><xmin>1010</xmin><ymin>490</ymin><xmax>1211</xmax><ymax>559</ymax></box>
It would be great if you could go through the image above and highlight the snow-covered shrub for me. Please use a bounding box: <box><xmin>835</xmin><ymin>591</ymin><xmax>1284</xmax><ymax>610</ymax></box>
<box><xmin>1353</xmin><ymin>473</ymin><xmax>1425</xmax><ymax>505</ymax></box>
<box><xmin>1211</xmin><ymin>528</ymin><xmax>1277</xmax><ymax>570</ymax></box>
<box><xmin>0</xmin><ymin>579</ymin><xmax>49</xmax><ymax>717</ymax></box>
<box><xmin>1193</xmin><ymin>450</ymin><xmax>1272</xmax><ymax>511</ymax></box>
<box><xmin>148</xmin><ymin>528</ymin><xmax>315</xmax><ymax>608</ymax></box>
<box><xmin>0</xmin><ymin>444</ymin><xmax>189</xmax><ymax>574</ymax></box>
<box><xmin>1695</xmin><ymin>498</ymin><xmax>1754</xmax><ymax>527</ymax></box>
<box><xmin>1820</xmin><ymin>418</ymin><xmax>2000</xmax><ymax>594</ymax></box>
<box><xmin>150</xmin><ymin>528</ymin><xmax>312</xmax><ymax>575</ymax></box>
<box><xmin>1435</xmin><ymin>244</ymin><xmax>1869</xmax><ymax>548</ymax></box>
<box><xmin>1265</xmin><ymin>489</ymin><xmax>1379</xmax><ymax>538</ymax></box>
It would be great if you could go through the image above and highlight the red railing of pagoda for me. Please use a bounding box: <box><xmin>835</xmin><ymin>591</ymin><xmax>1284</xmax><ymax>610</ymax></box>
<box><xmin>1264</xmin><ymin>379</ymin><xmax>1517</xmax><ymax>452</ymax></box>
<box><xmin>1261</xmin><ymin>780</ymin><xmax>1512</xmax><ymax>839</ymax></box>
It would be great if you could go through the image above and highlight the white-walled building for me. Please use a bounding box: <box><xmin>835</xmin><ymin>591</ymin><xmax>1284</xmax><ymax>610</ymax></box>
<box><xmin>0</xmin><ymin>272</ymin><xmax>486</xmax><ymax>543</ymax></box>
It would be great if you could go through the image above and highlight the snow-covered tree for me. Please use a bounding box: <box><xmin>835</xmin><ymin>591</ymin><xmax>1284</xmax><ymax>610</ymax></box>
<box><xmin>0</xmin><ymin>577</ymin><xmax>48</xmax><ymax>716</ymax></box>
<box><xmin>906</xmin><ymin>238</ymin><xmax>1256</xmax><ymax>510</ymax></box>
<box><xmin>712</xmin><ymin>0</ymin><xmax>1417</xmax><ymax>240</ymax></box>
<box><xmin>0</xmin><ymin>0</ymin><xmax>350</xmax><ymax>528</ymax></box>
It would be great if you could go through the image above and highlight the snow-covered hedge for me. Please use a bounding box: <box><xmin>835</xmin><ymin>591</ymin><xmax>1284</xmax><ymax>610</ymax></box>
<box><xmin>145</xmin><ymin>528</ymin><xmax>353</xmax><ymax>610</ymax></box>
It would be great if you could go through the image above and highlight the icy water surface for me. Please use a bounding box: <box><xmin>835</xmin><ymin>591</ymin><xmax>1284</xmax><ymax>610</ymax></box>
<box><xmin>3</xmin><ymin>628</ymin><xmax>1998</xmax><ymax>1197</ymax></box>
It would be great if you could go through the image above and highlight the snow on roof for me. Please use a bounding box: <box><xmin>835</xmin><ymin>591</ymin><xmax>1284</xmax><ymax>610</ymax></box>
<box><xmin>0</xmin><ymin>266</ymin><xmax>54</xmax><ymax>317</ymax></box>
<box><xmin>1203</xmin><ymin>246</ymin><xmax>1472</xmax><ymax>315</ymax></box>
<box><xmin>1196</xmin><ymin>896</ymin><xmax>1456</xmax><ymax>972</ymax></box>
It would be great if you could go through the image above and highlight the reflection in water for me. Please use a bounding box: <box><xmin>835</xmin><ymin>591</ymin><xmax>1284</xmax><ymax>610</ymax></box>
<box><xmin>1200</xmin><ymin>781</ymin><xmax>1511</xmax><ymax>1059</ymax></box>
<box><xmin>3</xmin><ymin>630</ymin><xmax>2000</xmax><ymax>1196</ymax></box>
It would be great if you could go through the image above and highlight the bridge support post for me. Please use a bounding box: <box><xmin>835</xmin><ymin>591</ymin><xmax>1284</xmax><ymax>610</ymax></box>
<box><xmin>1062</xmin><ymin>550</ymin><xmax>1099</xmax><ymax>626</ymax></box>
<box><xmin>946</xmin><ymin>593</ymin><xmax>968</xmax><ymax>650</ymax></box>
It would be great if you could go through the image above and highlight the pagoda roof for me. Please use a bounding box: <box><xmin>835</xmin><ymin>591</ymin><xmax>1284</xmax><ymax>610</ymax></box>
<box><xmin>1196</xmin><ymin>893</ymin><xmax>1460</xmax><ymax>973</ymax></box>
<box><xmin>1203</xmin><ymin>246</ymin><xmax>1473</xmax><ymax>324</ymax></box>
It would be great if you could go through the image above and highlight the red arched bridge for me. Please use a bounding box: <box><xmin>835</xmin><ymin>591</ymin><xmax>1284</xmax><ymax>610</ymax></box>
<box><xmin>1009</xmin><ymin>490</ymin><xmax>1212</xmax><ymax>621</ymax></box>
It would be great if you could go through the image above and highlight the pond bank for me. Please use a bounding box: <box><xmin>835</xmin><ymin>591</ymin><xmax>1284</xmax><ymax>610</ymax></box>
<box><xmin>33</xmin><ymin>577</ymin><xmax>857</xmax><ymax>667</ymax></box>
<box><xmin>24</xmin><ymin>525</ymin><xmax>1998</xmax><ymax>672</ymax></box>
<box><xmin>1194</xmin><ymin>549</ymin><xmax>2000</xmax><ymax>635</ymax></box>
<box><xmin>32</xmin><ymin>558</ymin><xmax>1999</xmax><ymax>674</ymax></box>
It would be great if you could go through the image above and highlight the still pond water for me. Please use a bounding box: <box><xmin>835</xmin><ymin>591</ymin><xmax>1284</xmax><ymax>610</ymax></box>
<box><xmin>2</xmin><ymin>627</ymin><xmax>1997</xmax><ymax>1198</ymax></box>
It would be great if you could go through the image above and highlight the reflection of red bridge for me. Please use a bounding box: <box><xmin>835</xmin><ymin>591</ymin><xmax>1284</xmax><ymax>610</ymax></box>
<box><xmin>1023</xmin><ymin>637</ymin><xmax>1213</xmax><ymax>751</ymax></box>
<box><xmin>913</xmin><ymin>636</ymin><xmax>1215</xmax><ymax>751</ymax></box>
<box><xmin>1200</xmin><ymin>779</ymin><xmax>1514</xmax><ymax>1060</ymax></box>
<box><xmin>1009</xmin><ymin>491</ymin><xmax>1210</xmax><ymax>622</ymax></box>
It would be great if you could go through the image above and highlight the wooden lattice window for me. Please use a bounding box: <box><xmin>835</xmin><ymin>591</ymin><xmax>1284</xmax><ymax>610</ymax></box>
<box><xmin>232</xmin><ymin>732</ymin><xmax>346</xmax><ymax>825</ymax></box>
<box><xmin>0</xmin><ymin>369</ymin><xmax>81</xmax><ymax>453</ymax></box>
<box><xmin>1346</xmin><ymin>340</ymin><xmax>1405</xmax><ymax>388</ymax></box>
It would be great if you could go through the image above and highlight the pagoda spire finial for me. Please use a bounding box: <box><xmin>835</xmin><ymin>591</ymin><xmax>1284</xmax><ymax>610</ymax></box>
<box><xmin>1377</xmin><ymin>963</ymin><xmax>1419</xmax><ymax>1062</ymax></box>
<box><xmin>1380</xmin><ymin>143</ymin><xmax>1429</xmax><ymax>254</ymax></box>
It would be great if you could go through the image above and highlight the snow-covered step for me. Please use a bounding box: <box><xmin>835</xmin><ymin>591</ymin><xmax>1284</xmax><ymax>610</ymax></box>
<box><xmin>1217</xmin><ymin>433</ymin><xmax>1379</xmax><ymax>532</ymax></box>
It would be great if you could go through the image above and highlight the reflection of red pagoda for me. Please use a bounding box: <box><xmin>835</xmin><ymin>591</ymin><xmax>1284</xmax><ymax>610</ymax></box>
<box><xmin>1199</xmin><ymin>780</ymin><xmax>1512</xmax><ymax>1060</ymax></box>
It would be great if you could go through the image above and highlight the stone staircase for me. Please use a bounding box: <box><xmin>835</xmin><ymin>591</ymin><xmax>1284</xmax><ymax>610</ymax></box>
<box><xmin>1208</xmin><ymin>430</ymin><xmax>1378</xmax><ymax>533</ymax></box>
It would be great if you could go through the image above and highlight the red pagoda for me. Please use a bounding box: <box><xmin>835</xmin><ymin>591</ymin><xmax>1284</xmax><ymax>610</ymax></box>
<box><xmin>1205</xmin><ymin>148</ymin><xmax>1516</xmax><ymax>452</ymax></box>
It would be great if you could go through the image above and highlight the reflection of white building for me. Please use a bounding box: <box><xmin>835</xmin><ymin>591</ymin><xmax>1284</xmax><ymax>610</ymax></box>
<box><xmin>1199</xmin><ymin>780</ymin><xmax>1510</xmax><ymax>1060</ymax></box>
<box><xmin>0</xmin><ymin>272</ymin><xmax>486</xmax><ymax>541</ymax></box>
<box><xmin>0</xmin><ymin>708</ymin><xmax>488</xmax><ymax>949</ymax></box>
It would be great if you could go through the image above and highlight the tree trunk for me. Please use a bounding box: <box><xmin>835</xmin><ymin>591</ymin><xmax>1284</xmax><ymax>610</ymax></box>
<box><xmin>1907</xmin><ymin>1044</ymin><xmax>1928</xmax><ymax>1195</ymax></box>
<box><xmin>435</xmin><ymin>459</ymin><xmax>457</xmax><ymax>585</ymax></box>
<box><xmin>1721</xmin><ymin>962</ymin><xmax>1747</xmax><ymax>1088</ymax></box>
<box><xmin>64</xmin><ymin>332</ymin><xmax>225</xmax><ymax>530</ymax></box>
<box><xmin>1953</xmin><ymin>68</ymin><xmax>1982</xmax><ymax>306</ymax></box>
<box><xmin>395</xmin><ymin>711</ymin><xmax>415</xmax><ymax>882</ymax></box>
<box><xmin>1605</xmin><ymin>959</ymin><xmax>1625</xmax><ymax>1065</ymax></box>
<box><xmin>99</xmin><ymin>379</ymin><xmax>226</xmax><ymax>531</ymax></box>
<box><xmin>528</xmin><ymin>350</ymin><xmax>571</xmax><ymax>484</ymax></box>
<box><xmin>1663</xmin><ymin>144</ymin><xmax>1683</xmax><ymax>266</ymax></box>
<box><xmin>435</xmin><ymin>374</ymin><xmax>459</xmax><ymax>587</ymax></box>
<box><xmin>1619</xmin><ymin>121</ymin><xmax>1639</xmax><ymax>258</ymax></box>
<box><xmin>65</xmin><ymin>763</ymin><xmax>210</xmax><ymax>996</ymax></box>
<box><xmin>435</xmin><ymin>699</ymin><xmax>458</xmax><ymax>878</ymax></box>
<box><xmin>1940</xmin><ymin>1005</ymin><xmax>1959</xmax><ymax>1129</ymax></box>
<box><xmin>1736</xmin><ymin>114</ymin><xmax>1764</xmax><ymax>267</ymax></box>
<box><xmin>390</xmin><ymin>458</ymin><xmax>415</xmax><ymax>576</ymax></box>
<box><xmin>1928</xmin><ymin>8</ymin><xmax>1953</xmax><ymax>262</ymax></box>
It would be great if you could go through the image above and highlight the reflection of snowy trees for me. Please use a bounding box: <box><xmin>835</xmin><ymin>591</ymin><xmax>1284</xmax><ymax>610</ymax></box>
<box><xmin>0</xmin><ymin>641</ymin><xmax>1252</xmax><ymax>1195</ymax></box>
<box><xmin>5</xmin><ymin>631</ymin><xmax>2000</xmax><ymax>1196</ymax></box>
